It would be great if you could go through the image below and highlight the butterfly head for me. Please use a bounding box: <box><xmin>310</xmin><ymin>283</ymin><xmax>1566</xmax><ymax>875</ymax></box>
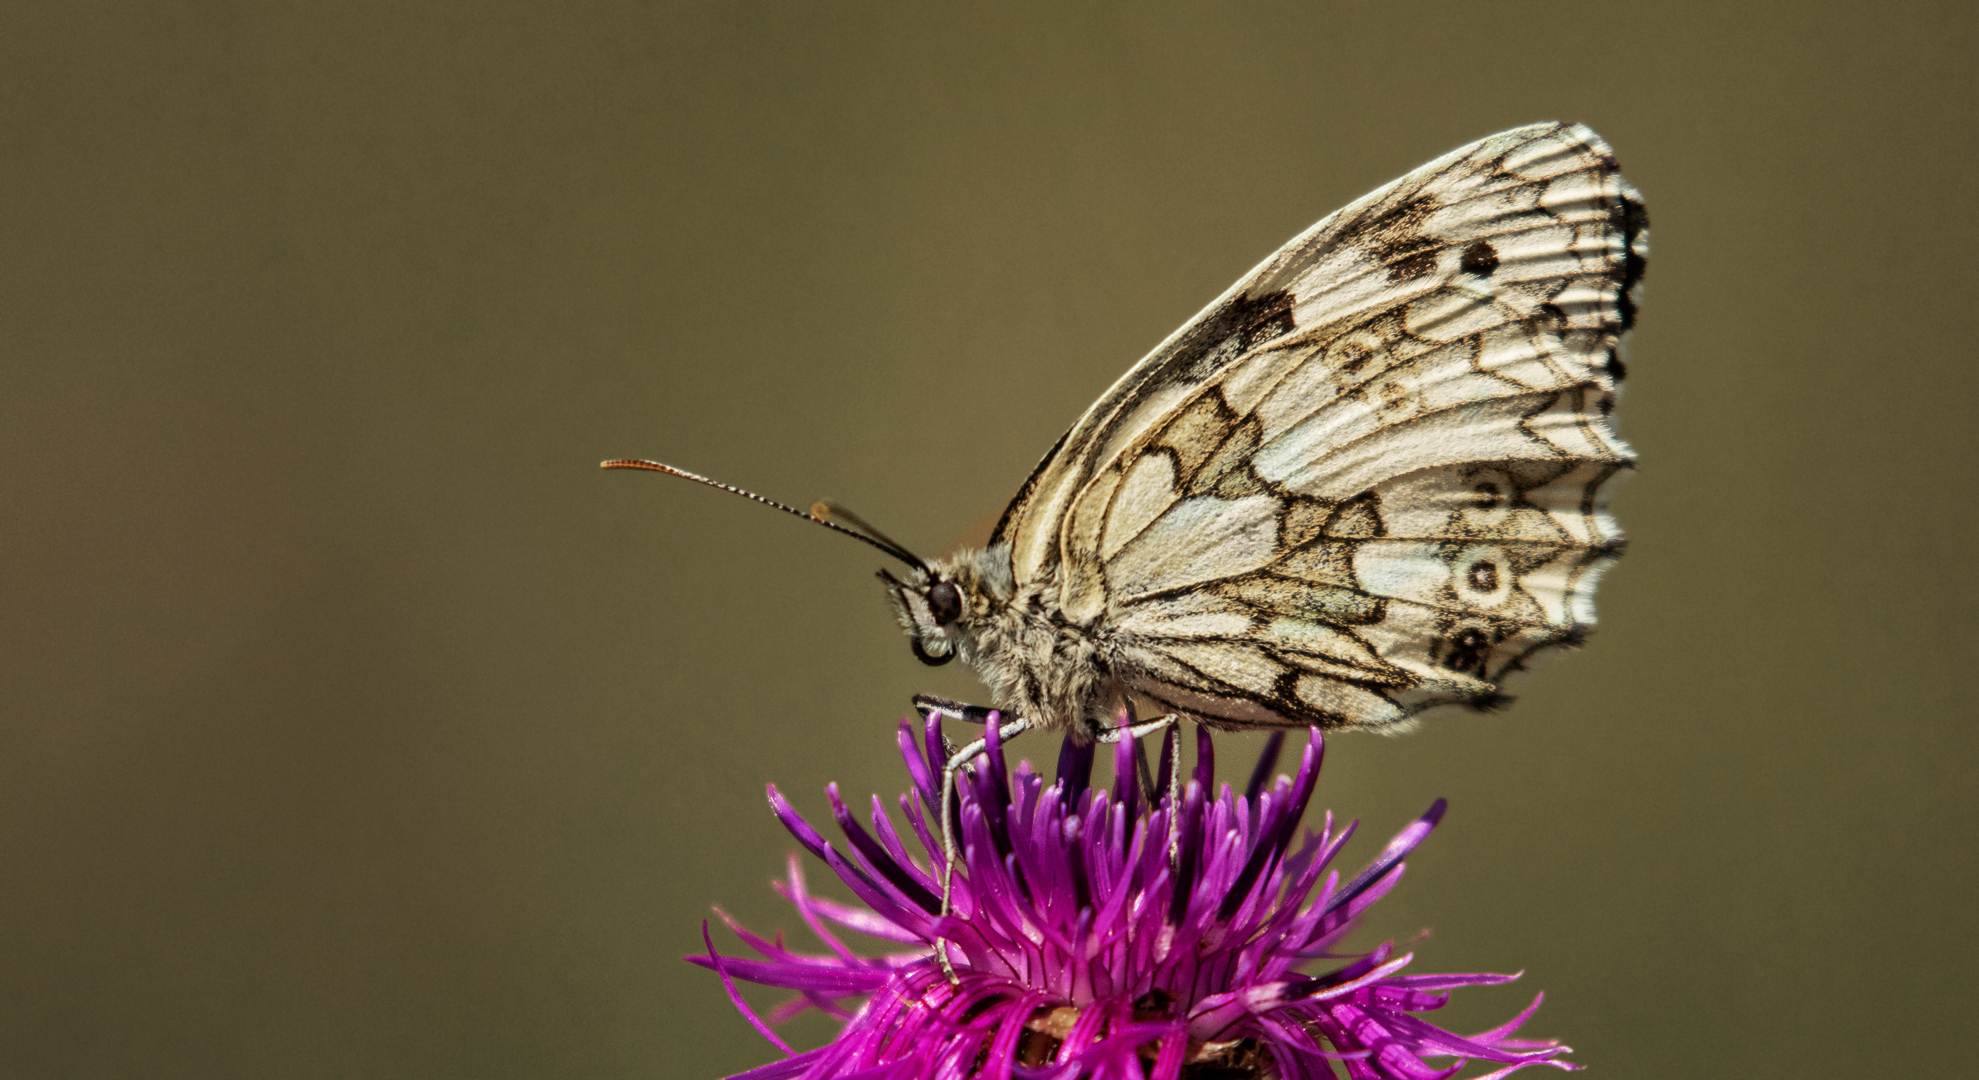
<box><xmin>879</xmin><ymin>566</ymin><xmax>965</xmax><ymax>667</ymax></box>
<box><xmin>878</xmin><ymin>548</ymin><xmax>1013</xmax><ymax>669</ymax></box>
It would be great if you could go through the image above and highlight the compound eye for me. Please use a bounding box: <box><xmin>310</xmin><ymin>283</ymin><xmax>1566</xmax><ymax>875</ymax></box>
<box><xmin>927</xmin><ymin>581</ymin><xmax>963</xmax><ymax>626</ymax></box>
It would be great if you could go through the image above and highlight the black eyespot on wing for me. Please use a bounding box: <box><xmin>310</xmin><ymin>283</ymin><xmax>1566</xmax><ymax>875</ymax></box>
<box><xmin>1442</xmin><ymin>627</ymin><xmax>1491</xmax><ymax>677</ymax></box>
<box><xmin>928</xmin><ymin>581</ymin><xmax>963</xmax><ymax>626</ymax></box>
<box><xmin>1459</xmin><ymin>238</ymin><xmax>1499</xmax><ymax>276</ymax></box>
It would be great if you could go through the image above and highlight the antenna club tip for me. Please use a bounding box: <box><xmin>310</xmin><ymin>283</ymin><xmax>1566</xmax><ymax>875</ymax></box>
<box><xmin>808</xmin><ymin>501</ymin><xmax>833</xmax><ymax>523</ymax></box>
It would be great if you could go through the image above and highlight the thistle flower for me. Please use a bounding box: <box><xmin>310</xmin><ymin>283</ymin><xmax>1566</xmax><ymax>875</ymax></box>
<box><xmin>694</xmin><ymin>717</ymin><xmax>1576</xmax><ymax>1080</ymax></box>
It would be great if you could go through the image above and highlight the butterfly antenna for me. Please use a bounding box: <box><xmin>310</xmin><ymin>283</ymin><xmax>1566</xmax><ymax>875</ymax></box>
<box><xmin>601</xmin><ymin>458</ymin><xmax>929</xmax><ymax>572</ymax></box>
<box><xmin>808</xmin><ymin>501</ymin><xmax>931</xmax><ymax>574</ymax></box>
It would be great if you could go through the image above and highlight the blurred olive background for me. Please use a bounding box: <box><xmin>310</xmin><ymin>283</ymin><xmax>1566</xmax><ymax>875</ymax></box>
<box><xmin>2</xmin><ymin>2</ymin><xmax>1974</xmax><ymax>1077</ymax></box>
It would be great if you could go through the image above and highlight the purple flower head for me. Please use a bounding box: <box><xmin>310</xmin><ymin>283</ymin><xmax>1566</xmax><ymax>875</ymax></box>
<box><xmin>693</xmin><ymin>717</ymin><xmax>1577</xmax><ymax>1080</ymax></box>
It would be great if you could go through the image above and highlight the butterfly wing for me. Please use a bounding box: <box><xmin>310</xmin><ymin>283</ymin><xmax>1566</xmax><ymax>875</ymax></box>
<box><xmin>1003</xmin><ymin>122</ymin><xmax>1646</xmax><ymax>730</ymax></box>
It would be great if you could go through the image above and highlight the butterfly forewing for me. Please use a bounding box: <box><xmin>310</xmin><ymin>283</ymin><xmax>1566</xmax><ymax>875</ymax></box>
<box><xmin>1000</xmin><ymin>122</ymin><xmax>1646</xmax><ymax>731</ymax></box>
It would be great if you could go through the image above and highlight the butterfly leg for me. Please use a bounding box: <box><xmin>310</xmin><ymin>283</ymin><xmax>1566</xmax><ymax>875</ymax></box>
<box><xmin>1093</xmin><ymin>714</ymin><xmax>1183</xmax><ymax>869</ymax></box>
<box><xmin>913</xmin><ymin>694</ymin><xmax>999</xmax><ymax>725</ymax></box>
<box><xmin>932</xmin><ymin>713</ymin><xmax>1036</xmax><ymax>983</ymax></box>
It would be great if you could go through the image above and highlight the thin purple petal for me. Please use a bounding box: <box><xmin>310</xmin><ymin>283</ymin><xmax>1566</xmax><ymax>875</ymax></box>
<box><xmin>702</xmin><ymin>921</ymin><xmax>795</xmax><ymax>1056</ymax></box>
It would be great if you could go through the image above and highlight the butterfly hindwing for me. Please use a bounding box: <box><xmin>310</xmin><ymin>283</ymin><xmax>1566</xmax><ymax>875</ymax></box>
<box><xmin>1009</xmin><ymin>122</ymin><xmax>1645</xmax><ymax>730</ymax></box>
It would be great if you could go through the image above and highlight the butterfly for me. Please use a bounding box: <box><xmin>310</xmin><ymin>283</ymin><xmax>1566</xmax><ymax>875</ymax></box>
<box><xmin>613</xmin><ymin>120</ymin><xmax>1645</xmax><ymax>750</ymax></box>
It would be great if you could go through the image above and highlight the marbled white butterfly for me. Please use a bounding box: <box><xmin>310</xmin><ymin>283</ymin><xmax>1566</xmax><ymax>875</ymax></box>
<box><xmin>611</xmin><ymin>121</ymin><xmax>1646</xmax><ymax>751</ymax></box>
